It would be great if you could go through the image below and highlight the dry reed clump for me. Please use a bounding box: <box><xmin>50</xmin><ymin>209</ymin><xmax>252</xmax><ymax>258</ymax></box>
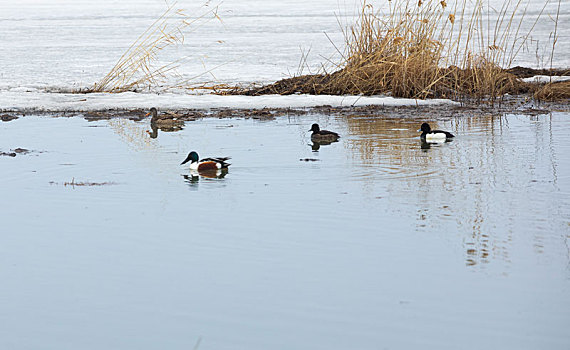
<box><xmin>89</xmin><ymin>2</ymin><xmax>221</xmax><ymax>93</ymax></box>
<box><xmin>534</xmin><ymin>80</ymin><xmax>570</xmax><ymax>100</ymax></box>
<box><xmin>241</xmin><ymin>0</ymin><xmax>559</xmax><ymax>101</ymax></box>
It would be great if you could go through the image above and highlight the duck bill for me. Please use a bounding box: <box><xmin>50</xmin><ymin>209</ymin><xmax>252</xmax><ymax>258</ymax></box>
<box><xmin>180</xmin><ymin>155</ymin><xmax>192</xmax><ymax>165</ymax></box>
<box><xmin>145</xmin><ymin>112</ymin><xmax>151</xmax><ymax>117</ymax></box>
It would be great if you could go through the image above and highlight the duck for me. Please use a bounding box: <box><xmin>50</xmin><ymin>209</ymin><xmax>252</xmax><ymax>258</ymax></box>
<box><xmin>309</xmin><ymin>123</ymin><xmax>340</xmax><ymax>143</ymax></box>
<box><xmin>418</xmin><ymin>122</ymin><xmax>455</xmax><ymax>142</ymax></box>
<box><xmin>146</xmin><ymin>107</ymin><xmax>185</xmax><ymax>128</ymax></box>
<box><xmin>180</xmin><ymin>151</ymin><xmax>231</xmax><ymax>171</ymax></box>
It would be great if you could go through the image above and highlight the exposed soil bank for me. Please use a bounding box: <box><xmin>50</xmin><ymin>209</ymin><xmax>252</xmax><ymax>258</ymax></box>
<box><xmin>506</xmin><ymin>67</ymin><xmax>569</xmax><ymax>78</ymax></box>
<box><xmin>225</xmin><ymin>67</ymin><xmax>570</xmax><ymax>100</ymax></box>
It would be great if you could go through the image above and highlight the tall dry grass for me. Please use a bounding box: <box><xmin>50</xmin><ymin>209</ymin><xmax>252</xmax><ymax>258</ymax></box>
<box><xmin>332</xmin><ymin>0</ymin><xmax>556</xmax><ymax>100</ymax></box>
<box><xmin>534</xmin><ymin>80</ymin><xmax>570</xmax><ymax>100</ymax></box>
<box><xmin>91</xmin><ymin>1</ymin><xmax>221</xmax><ymax>93</ymax></box>
<box><xmin>246</xmin><ymin>0</ymin><xmax>561</xmax><ymax>101</ymax></box>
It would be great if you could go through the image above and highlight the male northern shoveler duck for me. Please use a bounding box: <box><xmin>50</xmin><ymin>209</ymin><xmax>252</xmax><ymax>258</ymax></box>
<box><xmin>180</xmin><ymin>151</ymin><xmax>231</xmax><ymax>171</ymax></box>
<box><xmin>309</xmin><ymin>123</ymin><xmax>340</xmax><ymax>143</ymax></box>
<box><xmin>418</xmin><ymin>122</ymin><xmax>455</xmax><ymax>142</ymax></box>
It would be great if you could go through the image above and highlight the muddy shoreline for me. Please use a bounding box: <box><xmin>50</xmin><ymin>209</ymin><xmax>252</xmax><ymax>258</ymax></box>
<box><xmin>0</xmin><ymin>95</ymin><xmax>567</xmax><ymax>125</ymax></box>
<box><xmin>1</xmin><ymin>67</ymin><xmax>568</xmax><ymax>122</ymax></box>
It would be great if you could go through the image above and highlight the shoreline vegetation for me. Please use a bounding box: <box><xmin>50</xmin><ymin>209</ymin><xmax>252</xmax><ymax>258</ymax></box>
<box><xmin>85</xmin><ymin>0</ymin><xmax>569</xmax><ymax>103</ymax></box>
<box><xmin>224</xmin><ymin>0</ymin><xmax>568</xmax><ymax>102</ymax></box>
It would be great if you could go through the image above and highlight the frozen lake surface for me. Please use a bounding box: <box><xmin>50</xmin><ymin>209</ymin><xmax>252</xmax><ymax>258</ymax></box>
<box><xmin>1</xmin><ymin>110</ymin><xmax>569</xmax><ymax>350</ymax></box>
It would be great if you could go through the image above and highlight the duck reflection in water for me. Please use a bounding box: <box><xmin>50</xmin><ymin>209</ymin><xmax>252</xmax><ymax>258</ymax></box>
<box><xmin>309</xmin><ymin>140</ymin><xmax>338</xmax><ymax>151</ymax></box>
<box><xmin>421</xmin><ymin>140</ymin><xmax>432</xmax><ymax>150</ymax></box>
<box><xmin>147</xmin><ymin>122</ymin><xmax>184</xmax><ymax>138</ymax></box>
<box><xmin>195</xmin><ymin>168</ymin><xmax>228</xmax><ymax>179</ymax></box>
<box><xmin>182</xmin><ymin>168</ymin><xmax>228</xmax><ymax>185</ymax></box>
<box><xmin>182</xmin><ymin>173</ymin><xmax>200</xmax><ymax>185</ymax></box>
<box><xmin>421</xmin><ymin>138</ymin><xmax>453</xmax><ymax>151</ymax></box>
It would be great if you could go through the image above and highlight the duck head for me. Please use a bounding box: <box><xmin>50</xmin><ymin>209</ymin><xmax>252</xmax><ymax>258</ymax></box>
<box><xmin>181</xmin><ymin>151</ymin><xmax>199</xmax><ymax>165</ymax></box>
<box><xmin>309</xmin><ymin>123</ymin><xmax>320</xmax><ymax>132</ymax></box>
<box><xmin>418</xmin><ymin>122</ymin><xmax>431</xmax><ymax>133</ymax></box>
<box><xmin>145</xmin><ymin>107</ymin><xmax>158</xmax><ymax>118</ymax></box>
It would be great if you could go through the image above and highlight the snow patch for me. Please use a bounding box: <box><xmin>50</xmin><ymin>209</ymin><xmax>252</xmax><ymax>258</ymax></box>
<box><xmin>0</xmin><ymin>91</ymin><xmax>457</xmax><ymax>112</ymax></box>
<box><xmin>522</xmin><ymin>75</ymin><xmax>570</xmax><ymax>83</ymax></box>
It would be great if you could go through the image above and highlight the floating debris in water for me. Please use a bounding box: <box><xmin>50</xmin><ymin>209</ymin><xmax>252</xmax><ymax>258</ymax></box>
<box><xmin>13</xmin><ymin>148</ymin><xmax>30</xmax><ymax>154</ymax></box>
<box><xmin>0</xmin><ymin>148</ymin><xmax>31</xmax><ymax>157</ymax></box>
<box><xmin>49</xmin><ymin>178</ymin><xmax>117</xmax><ymax>187</ymax></box>
<box><xmin>1</xmin><ymin>114</ymin><xmax>19</xmax><ymax>122</ymax></box>
<box><xmin>299</xmin><ymin>158</ymin><xmax>320</xmax><ymax>162</ymax></box>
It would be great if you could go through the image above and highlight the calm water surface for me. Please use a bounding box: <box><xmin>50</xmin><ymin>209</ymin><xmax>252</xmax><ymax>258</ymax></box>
<box><xmin>1</xmin><ymin>111</ymin><xmax>569</xmax><ymax>350</ymax></box>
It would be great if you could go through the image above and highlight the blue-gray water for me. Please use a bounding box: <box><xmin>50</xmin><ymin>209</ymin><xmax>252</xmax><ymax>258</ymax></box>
<box><xmin>1</xmin><ymin>111</ymin><xmax>569</xmax><ymax>350</ymax></box>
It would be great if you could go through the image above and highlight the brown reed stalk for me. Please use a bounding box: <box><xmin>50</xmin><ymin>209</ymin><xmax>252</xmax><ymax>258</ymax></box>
<box><xmin>90</xmin><ymin>1</ymin><xmax>221</xmax><ymax>93</ymax></box>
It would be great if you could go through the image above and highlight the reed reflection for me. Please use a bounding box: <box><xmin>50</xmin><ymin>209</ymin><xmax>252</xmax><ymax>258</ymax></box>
<box><xmin>344</xmin><ymin>114</ymin><xmax>444</xmax><ymax>176</ymax></box>
<box><xmin>342</xmin><ymin>112</ymin><xmax>561</xmax><ymax>268</ymax></box>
